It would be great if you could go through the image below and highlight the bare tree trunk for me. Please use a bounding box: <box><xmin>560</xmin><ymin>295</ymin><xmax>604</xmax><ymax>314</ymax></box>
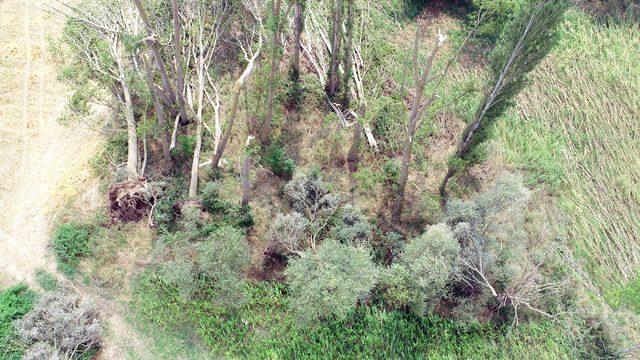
<box><xmin>326</xmin><ymin>0</ymin><xmax>343</xmax><ymax>99</ymax></box>
<box><xmin>189</xmin><ymin>35</ymin><xmax>206</xmax><ymax>197</ymax></box>
<box><xmin>189</xmin><ymin>116</ymin><xmax>203</xmax><ymax>197</ymax></box>
<box><xmin>290</xmin><ymin>0</ymin><xmax>305</xmax><ymax>83</ymax></box>
<box><xmin>341</xmin><ymin>0</ymin><xmax>354</xmax><ymax>108</ymax></box>
<box><xmin>140</xmin><ymin>134</ymin><xmax>148</xmax><ymax>176</ymax></box>
<box><xmin>172</xmin><ymin>0</ymin><xmax>188</xmax><ymax>124</ymax></box>
<box><xmin>347</xmin><ymin>103</ymin><xmax>366</xmax><ymax>166</ymax></box>
<box><xmin>260</xmin><ymin>0</ymin><xmax>283</xmax><ymax>145</ymax></box>
<box><xmin>115</xmin><ymin>48</ymin><xmax>138</xmax><ymax>179</ymax></box>
<box><xmin>142</xmin><ymin>55</ymin><xmax>172</xmax><ymax>163</ymax></box>
<box><xmin>212</xmin><ymin>83</ymin><xmax>242</xmax><ymax>169</ymax></box>
<box><xmin>391</xmin><ymin>28</ymin><xmax>445</xmax><ymax>222</ymax></box>
<box><xmin>391</xmin><ymin>107</ymin><xmax>419</xmax><ymax>223</ymax></box>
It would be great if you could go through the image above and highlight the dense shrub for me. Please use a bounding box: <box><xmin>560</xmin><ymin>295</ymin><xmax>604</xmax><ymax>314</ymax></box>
<box><xmin>15</xmin><ymin>290</ymin><xmax>101</xmax><ymax>360</ymax></box>
<box><xmin>470</xmin><ymin>0</ymin><xmax>524</xmax><ymax>43</ymax></box>
<box><xmin>196</xmin><ymin>226</ymin><xmax>251</xmax><ymax>307</ymax></box>
<box><xmin>200</xmin><ymin>182</ymin><xmax>255</xmax><ymax>229</ymax></box>
<box><xmin>171</xmin><ymin>134</ymin><xmax>196</xmax><ymax>161</ymax></box>
<box><xmin>153</xmin><ymin>196</ymin><xmax>177</xmax><ymax>233</ymax></box>
<box><xmin>156</xmin><ymin>260</ymin><xmax>200</xmax><ymax>300</ymax></box>
<box><xmin>155</xmin><ymin>225</ymin><xmax>250</xmax><ymax>306</ymax></box>
<box><xmin>285</xmin><ymin>240</ymin><xmax>379</xmax><ymax>324</ymax></box>
<box><xmin>264</xmin><ymin>144</ymin><xmax>295</xmax><ymax>179</ymax></box>
<box><xmin>52</xmin><ymin>223</ymin><xmax>92</xmax><ymax>277</ymax></box>
<box><xmin>0</xmin><ymin>285</ymin><xmax>35</xmax><ymax>360</ymax></box>
<box><xmin>380</xmin><ymin>224</ymin><xmax>460</xmax><ymax>313</ymax></box>
<box><xmin>331</xmin><ymin>205</ymin><xmax>373</xmax><ymax>246</ymax></box>
<box><xmin>368</xmin><ymin>96</ymin><xmax>408</xmax><ymax>153</ymax></box>
<box><xmin>235</xmin><ymin>205</ymin><xmax>255</xmax><ymax>229</ymax></box>
<box><xmin>201</xmin><ymin>182</ymin><xmax>230</xmax><ymax>214</ymax></box>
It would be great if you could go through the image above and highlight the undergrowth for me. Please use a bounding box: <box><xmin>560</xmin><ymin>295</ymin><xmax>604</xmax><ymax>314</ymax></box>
<box><xmin>131</xmin><ymin>278</ymin><xmax>579</xmax><ymax>359</ymax></box>
<box><xmin>0</xmin><ymin>285</ymin><xmax>36</xmax><ymax>360</ymax></box>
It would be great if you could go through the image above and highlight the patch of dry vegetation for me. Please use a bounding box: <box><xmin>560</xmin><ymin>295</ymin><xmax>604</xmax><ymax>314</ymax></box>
<box><xmin>494</xmin><ymin>11</ymin><xmax>640</xmax><ymax>291</ymax></box>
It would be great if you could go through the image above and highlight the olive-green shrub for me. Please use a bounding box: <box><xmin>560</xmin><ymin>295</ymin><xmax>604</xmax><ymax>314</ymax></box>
<box><xmin>285</xmin><ymin>240</ymin><xmax>378</xmax><ymax>324</ymax></box>
<box><xmin>331</xmin><ymin>205</ymin><xmax>373</xmax><ymax>246</ymax></box>
<box><xmin>156</xmin><ymin>225</ymin><xmax>250</xmax><ymax>307</ymax></box>
<box><xmin>380</xmin><ymin>224</ymin><xmax>460</xmax><ymax>314</ymax></box>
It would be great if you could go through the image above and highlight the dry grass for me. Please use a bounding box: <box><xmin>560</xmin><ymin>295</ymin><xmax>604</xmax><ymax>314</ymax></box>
<box><xmin>494</xmin><ymin>11</ymin><xmax>640</xmax><ymax>291</ymax></box>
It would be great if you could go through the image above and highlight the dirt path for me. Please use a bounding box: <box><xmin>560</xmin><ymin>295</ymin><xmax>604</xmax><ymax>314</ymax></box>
<box><xmin>0</xmin><ymin>0</ymin><xmax>100</xmax><ymax>286</ymax></box>
<box><xmin>0</xmin><ymin>2</ymin><xmax>151</xmax><ymax>359</ymax></box>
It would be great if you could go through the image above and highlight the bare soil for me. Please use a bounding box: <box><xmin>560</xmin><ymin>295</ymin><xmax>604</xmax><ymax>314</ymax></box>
<box><xmin>0</xmin><ymin>2</ymin><xmax>151</xmax><ymax>358</ymax></box>
<box><xmin>0</xmin><ymin>0</ymin><xmax>100</xmax><ymax>286</ymax></box>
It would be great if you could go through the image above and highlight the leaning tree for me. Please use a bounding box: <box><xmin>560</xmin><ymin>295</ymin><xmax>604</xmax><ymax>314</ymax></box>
<box><xmin>439</xmin><ymin>0</ymin><xmax>569</xmax><ymax>202</ymax></box>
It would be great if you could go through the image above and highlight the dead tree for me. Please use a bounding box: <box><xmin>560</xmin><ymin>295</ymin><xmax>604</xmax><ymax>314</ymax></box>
<box><xmin>391</xmin><ymin>27</ymin><xmax>446</xmax><ymax>223</ymax></box>
<box><xmin>212</xmin><ymin>0</ymin><xmax>264</xmax><ymax>169</ymax></box>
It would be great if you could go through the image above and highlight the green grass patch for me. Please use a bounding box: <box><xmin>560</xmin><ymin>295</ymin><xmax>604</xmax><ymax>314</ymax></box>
<box><xmin>52</xmin><ymin>223</ymin><xmax>93</xmax><ymax>277</ymax></box>
<box><xmin>132</xmin><ymin>273</ymin><xmax>577</xmax><ymax>359</ymax></box>
<box><xmin>605</xmin><ymin>276</ymin><xmax>640</xmax><ymax>315</ymax></box>
<box><xmin>0</xmin><ymin>285</ymin><xmax>36</xmax><ymax>360</ymax></box>
<box><xmin>34</xmin><ymin>270</ymin><xmax>60</xmax><ymax>292</ymax></box>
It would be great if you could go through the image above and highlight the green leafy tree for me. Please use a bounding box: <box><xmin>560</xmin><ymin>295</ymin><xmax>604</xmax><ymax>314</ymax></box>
<box><xmin>440</xmin><ymin>0</ymin><xmax>569</xmax><ymax>201</ymax></box>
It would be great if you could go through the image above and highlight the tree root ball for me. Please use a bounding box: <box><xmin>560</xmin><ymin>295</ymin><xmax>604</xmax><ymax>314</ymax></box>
<box><xmin>108</xmin><ymin>179</ymin><xmax>155</xmax><ymax>223</ymax></box>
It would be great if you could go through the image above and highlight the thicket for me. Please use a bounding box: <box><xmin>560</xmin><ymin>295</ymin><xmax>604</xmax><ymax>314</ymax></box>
<box><xmin>286</xmin><ymin>240</ymin><xmax>378</xmax><ymax>324</ymax></box>
<box><xmin>379</xmin><ymin>224</ymin><xmax>460</xmax><ymax>314</ymax></box>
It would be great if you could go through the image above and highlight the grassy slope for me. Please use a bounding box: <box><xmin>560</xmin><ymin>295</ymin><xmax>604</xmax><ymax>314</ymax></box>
<box><xmin>494</xmin><ymin>12</ymin><xmax>640</xmax><ymax>301</ymax></box>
